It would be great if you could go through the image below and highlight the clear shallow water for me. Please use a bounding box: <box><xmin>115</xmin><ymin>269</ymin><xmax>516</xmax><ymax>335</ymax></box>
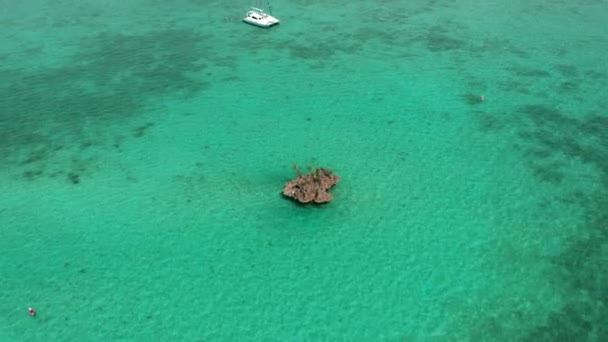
<box><xmin>1</xmin><ymin>0</ymin><xmax>607</xmax><ymax>340</ymax></box>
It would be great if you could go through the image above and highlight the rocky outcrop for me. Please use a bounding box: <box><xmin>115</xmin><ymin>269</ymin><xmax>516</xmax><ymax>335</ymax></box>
<box><xmin>282</xmin><ymin>165</ymin><xmax>340</xmax><ymax>204</ymax></box>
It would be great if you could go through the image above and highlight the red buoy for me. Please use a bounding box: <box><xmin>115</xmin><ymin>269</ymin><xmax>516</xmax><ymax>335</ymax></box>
<box><xmin>28</xmin><ymin>307</ymin><xmax>36</xmax><ymax>317</ymax></box>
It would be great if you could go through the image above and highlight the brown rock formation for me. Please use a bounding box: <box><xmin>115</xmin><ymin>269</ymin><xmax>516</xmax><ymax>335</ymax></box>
<box><xmin>282</xmin><ymin>165</ymin><xmax>340</xmax><ymax>204</ymax></box>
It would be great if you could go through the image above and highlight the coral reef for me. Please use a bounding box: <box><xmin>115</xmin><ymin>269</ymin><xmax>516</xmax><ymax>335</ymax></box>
<box><xmin>282</xmin><ymin>165</ymin><xmax>340</xmax><ymax>204</ymax></box>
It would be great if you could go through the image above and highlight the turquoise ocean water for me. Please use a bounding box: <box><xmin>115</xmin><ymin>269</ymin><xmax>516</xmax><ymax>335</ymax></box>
<box><xmin>1</xmin><ymin>0</ymin><xmax>607</xmax><ymax>340</ymax></box>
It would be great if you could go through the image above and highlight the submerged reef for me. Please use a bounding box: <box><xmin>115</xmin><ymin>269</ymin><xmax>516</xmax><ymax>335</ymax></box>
<box><xmin>282</xmin><ymin>165</ymin><xmax>340</xmax><ymax>204</ymax></box>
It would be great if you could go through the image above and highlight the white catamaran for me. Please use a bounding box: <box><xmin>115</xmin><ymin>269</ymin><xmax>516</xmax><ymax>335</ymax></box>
<box><xmin>243</xmin><ymin>0</ymin><xmax>280</xmax><ymax>28</ymax></box>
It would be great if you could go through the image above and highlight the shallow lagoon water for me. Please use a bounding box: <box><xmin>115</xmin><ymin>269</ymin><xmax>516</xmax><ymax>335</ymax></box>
<box><xmin>1</xmin><ymin>0</ymin><xmax>607</xmax><ymax>340</ymax></box>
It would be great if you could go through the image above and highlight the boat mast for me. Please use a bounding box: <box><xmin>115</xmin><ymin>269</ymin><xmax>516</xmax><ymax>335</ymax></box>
<box><xmin>252</xmin><ymin>0</ymin><xmax>272</xmax><ymax>15</ymax></box>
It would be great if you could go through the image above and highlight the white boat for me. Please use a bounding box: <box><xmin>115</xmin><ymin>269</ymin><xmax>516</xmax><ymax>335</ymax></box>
<box><xmin>243</xmin><ymin>7</ymin><xmax>280</xmax><ymax>28</ymax></box>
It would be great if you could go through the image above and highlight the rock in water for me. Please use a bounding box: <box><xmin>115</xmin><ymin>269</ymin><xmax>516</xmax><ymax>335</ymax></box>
<box><xmin>282</xmin><ymin>167</ymin><xmax>340</xmax><ymax>204</ymax></box>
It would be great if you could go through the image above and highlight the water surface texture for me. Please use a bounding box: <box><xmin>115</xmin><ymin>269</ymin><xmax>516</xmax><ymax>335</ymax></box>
<box><xmin>1</xmin><ymin>0</ymin><xmax>607</xmax><ymax>340</ymax></box>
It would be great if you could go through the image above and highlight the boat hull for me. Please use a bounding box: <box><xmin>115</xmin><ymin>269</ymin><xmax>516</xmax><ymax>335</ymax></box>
<box><xmin>242</xmin><ymin>18</ymin><xmax>279</xmax><ymax>28</ymax></box>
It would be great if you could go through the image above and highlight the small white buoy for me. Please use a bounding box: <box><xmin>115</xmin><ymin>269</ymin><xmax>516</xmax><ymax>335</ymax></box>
<box><xmin>480</xmin><ymin>95</ymin><xmax>485</xmax><ymax>102</ymax></box>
